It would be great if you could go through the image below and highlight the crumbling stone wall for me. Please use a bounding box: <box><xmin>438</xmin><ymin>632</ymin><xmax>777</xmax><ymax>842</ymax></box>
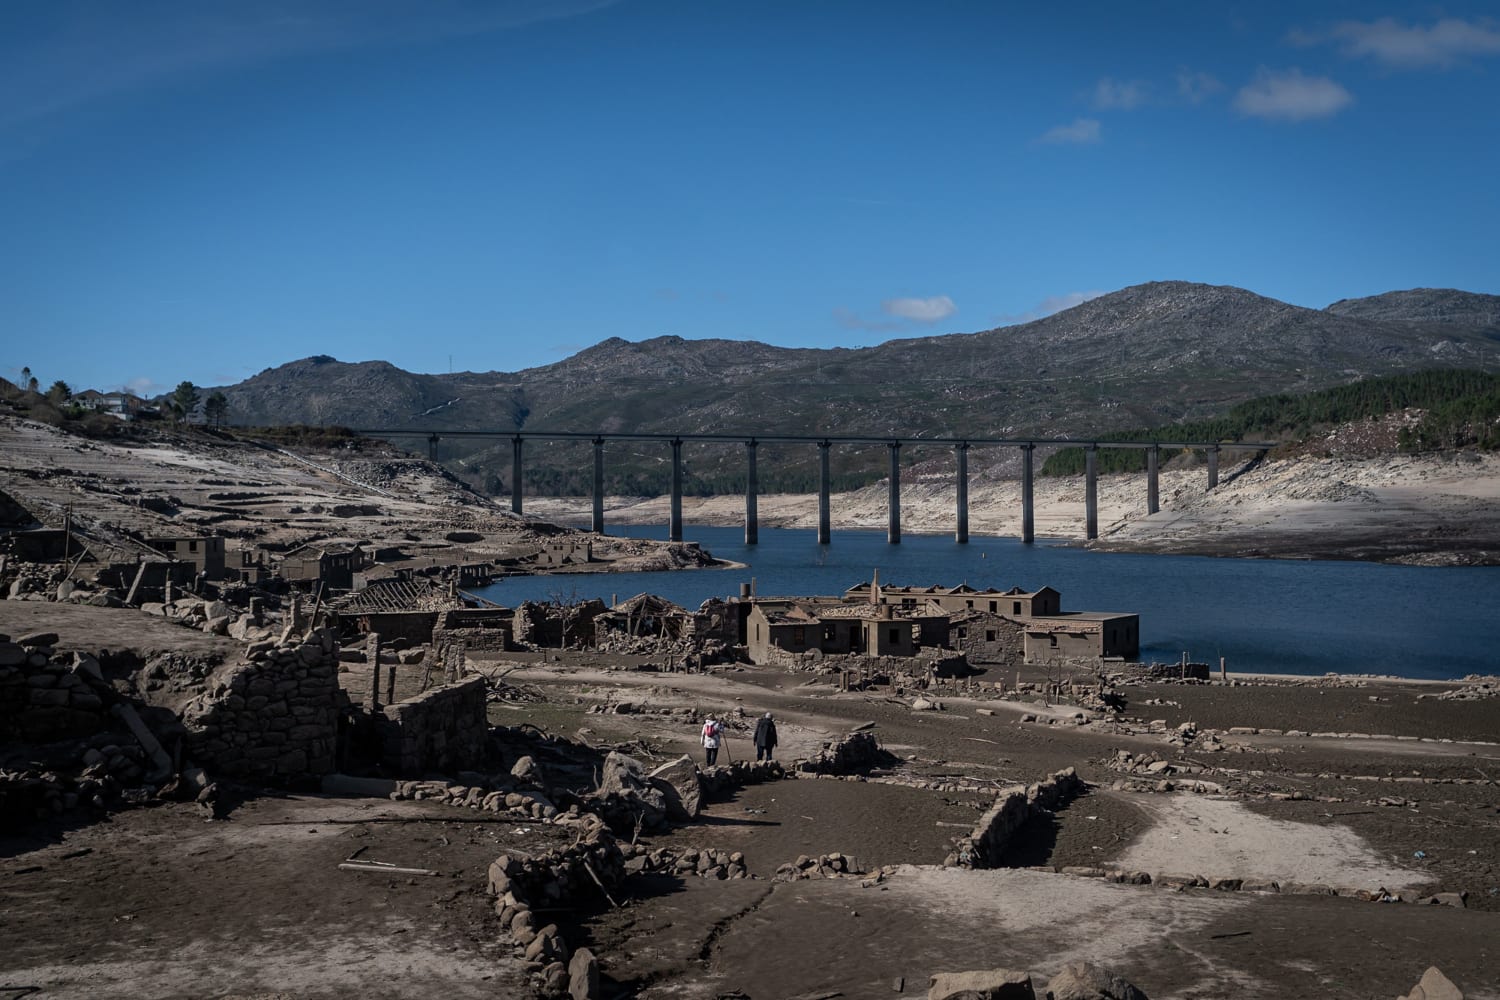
<box><xmin>949</xmin><ymin>767</ymin><xmax>1085</xmax><ymax>868</ymax></box>
<box><xmin>0</xmin><ymin>636</ymin><xmax>110</xmax><ymax>742</ymax></box>
<box><xmin>513</xmin><ymin>600</ymin><xmax>605</xmax><ymax>648</ymax></box>
<box><xmin>432</xmin><ymin>608</ymin><xmax>513</xmax><ymax>654</ymax></box>
<box><xmin>954</xmin><ymin>615</ymin><xmax>1026</xmax><ymax>665</ymax></box>
<box><xmin>181</xmin><ymin>627</ymin><xmax>342</xmax><ymax>781</ymax></box>
<box><xmin>379</xmin><ymin>676</ymin><xmax>488</xmax><ymax>775</ymax></box>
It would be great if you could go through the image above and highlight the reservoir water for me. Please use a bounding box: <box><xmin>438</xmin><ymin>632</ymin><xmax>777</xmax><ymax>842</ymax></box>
<box><xmin>471</xmin><ymin>526</ymin><xmax>1499</xmax><ymax>681</ymax></box>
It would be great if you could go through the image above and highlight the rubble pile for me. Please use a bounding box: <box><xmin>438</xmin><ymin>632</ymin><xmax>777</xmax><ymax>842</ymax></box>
<box><xmin>0</xmin><ymin>634</ymin><xmax>174</xmax><ymax>828</ymax></box>
<box><xmin>795</xmin><ymin>730</ymin><xmax>896</xmax><ymax>776</ymax></box>
<box><xmin>1424</xmin><ymin>676</ymin><xmax>1500</xmax><ymax>701</ymax></box>
<box><xmin>625</xmin><ymin>844</ymin><xmax>750</xmax><ymax>880</ymax></box>
<box><xmin>773</xmin><ymin>851</ymin><xmax>867</xmax><ymax>882</ymax></box>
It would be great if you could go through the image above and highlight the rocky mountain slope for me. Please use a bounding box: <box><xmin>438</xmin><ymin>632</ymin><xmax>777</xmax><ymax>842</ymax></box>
<box><xmin>213</xmin><ymin>282</ymin><xmax>1500</xmax><ymax>493</ymax></box>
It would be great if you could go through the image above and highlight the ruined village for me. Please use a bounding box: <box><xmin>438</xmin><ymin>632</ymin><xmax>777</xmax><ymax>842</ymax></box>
<box><xmin>2</xmin><ymin>410</ymin><xmax>1497</xmax><ymax>1000</ymax></box>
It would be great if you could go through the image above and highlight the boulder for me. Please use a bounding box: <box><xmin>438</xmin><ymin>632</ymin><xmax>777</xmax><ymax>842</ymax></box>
<box><xmin>1046</xmin><ymin>962</ymin><xmax>1148</xmax><ymax>1000</ymax></box>
<box><xmin>1399</xmin><ymin>966</ymin><xmax>1464</xmax><ymax>1000</ymax></box>
<box><xmin>597</xmin><ymin>751</ymin><xmax>667</xmax><ymax>829</ymax></box>
<box><xmin>648</xmin><ymin>755</ymin><xmax>703</xmax><ymax>821</ymax></box>
<box><xmin>928</xmin><ymin>968</ymin><xmax>1035</xmax><ymax>1000</ymax></box>
<box><xmin>568</xmin><ymin>946</ymin><xmax>601</xmax><ymax>1000</ymax></box>
<box><xmin>511</xmin><ymin>755</ymin><xmax>543</xmax><ymax>785</ymax></box>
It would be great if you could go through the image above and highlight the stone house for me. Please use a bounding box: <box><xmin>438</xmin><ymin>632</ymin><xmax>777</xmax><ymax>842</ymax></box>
<box><xmin>948</xmin><ymin>610</ymin><xmax>1027</xmax><ymax>665</ymax></box>
<box><xmin>745</xmin><ymin>599</ymin><xmax>918</xmax><ymax>664</ymax></box>
<box><xmin>1023</xmin><ymin>612</ymin><xmax>1140</xmax><ymax>664</ymax></box>
<box><xmin>146</xmin><ymin>535</ymin><xmax>226</xmax><ymax>581</ymax></box>
<box><xmin>846</xmin><ymin>582</ymin><xmax>1061</xmax><ymax>618</ymax></box>
<box><xmin>280</xmin><ymin>542</ymin><xmax>370</xmax><ymax>591</ymax></box>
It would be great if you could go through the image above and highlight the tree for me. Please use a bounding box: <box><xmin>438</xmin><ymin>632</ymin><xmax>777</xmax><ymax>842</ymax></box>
<box><xmin>171</xmin><ymin>381</ymin><xmax>200</xmax><ymax>422</ymax></box>
<box><xmin>204</xmin><ymin>391</ymin><xmax>228</xmax><ymax>427</ymax></box>
<box><xmin>46</xmin><ymin>380</ymin><xmax>71</xmax><ymax>405</ymax></box>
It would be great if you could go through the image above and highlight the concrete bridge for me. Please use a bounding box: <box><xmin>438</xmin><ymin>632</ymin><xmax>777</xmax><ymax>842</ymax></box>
<box><xmin>357</xmin><ymin>429</ymin><xmax>1273</xmax><ymax>546</ymax></box>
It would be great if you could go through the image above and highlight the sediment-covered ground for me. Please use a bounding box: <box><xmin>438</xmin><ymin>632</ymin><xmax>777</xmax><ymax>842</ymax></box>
<box><xmin>4</xmin><ymin>607</ymin><xmax>1497</xmax><ymax>999</ymax></box>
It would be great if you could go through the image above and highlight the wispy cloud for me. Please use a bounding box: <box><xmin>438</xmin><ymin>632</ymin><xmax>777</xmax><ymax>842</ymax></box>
<box><xmin>1035</xmin><ymin>118</ymin><xmax>1102</xmax><ymax>145</ymax></box>
<box><xmin>1092</xmin><ymin>77</ymin><xmax>1148</xmax><ymax>110</ymax></box>
<box><xmin>997</xmin><ymin>290</ymin><xmax>1105</xmax><ymax>326</ymax></box>
<box><xmin>1298</xmin><ymin>17</ymin><xmax>1500</xmax><ymax>70</ymax></box>
<box><xmin>0</xmin><ymin>0</ymin><xmax>621</xmax><ymax>131</ymax></box>
<box><xmin>835</xmin><ymin>294</ymin><xmax>958</xmax><ymax>332</ymax></box>
<box><xmin>1176</xmin><ymin>69</ymin><xmax>1224</xmax><ymax>105</ymax></box>
<box><xmin>1233</xmin><ymin>68</ymin><xmax>1353</xmax><ymax>121</ymax></box>
<box><xmin>125</xmin><ymin>376</ymin><xmax>164</xmax><ymax>397</ymax></box>
<box><xmin>882</xmin><ymin>295</ymin><xmax>956</xmax><ymax>323</ymax></box>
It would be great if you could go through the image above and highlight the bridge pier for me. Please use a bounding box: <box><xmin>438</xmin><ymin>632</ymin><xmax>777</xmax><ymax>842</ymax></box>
<box><xmin>955</xmin><ymin>442</ymin><xmax>969</xmax><ymax>544</ymax></box>
<box><xmin>427</xmin><ymin>434</ymin><xmax>439</xmax><ymax>462</ymax></box>
<box><xmin>669</xmin><ymin>438</ymin><xmax>683</xmax><ymax>542</ymax></box>
<box><xmin>1085</xmin><ymin>444</ymin><xmax>1098</xmax><ymax>540</ymax></box>
<box><xmin>817</xmin><ymin>440</ymin><xmax>831</xmax><ymax>545</ymax></box>
<box><xmin>1020</xmin><ymin>443</ymin><xmax>1035</xmax><ymax>544</ymax></box>
<box><xmin>592</xmin><ymin>437</ymin><xmax>605</xmax><ymax>534</ymax></box>
<box><xmin>1147</xmin><ymin>445</ymin><xmax>1159</xmax><ymax>514</ymax></box>
<box><xmin>744</xmin><ymin>439</ymin><xmax>758</xmax><ymax>546</ymax></box>
<box><xmin>887</xmin><ymin>441</ymin><xmax>901</xmax><ymax>544</ymax></box>
<box><xmin>511</xmin><ymin>436</ymin><xmax>524</xmax><ymax>515</ymax></box>
<box><xmin>1207</xmin><ymin>445</ymin><xmax>1219</xmax><ymax>489</ymax></box>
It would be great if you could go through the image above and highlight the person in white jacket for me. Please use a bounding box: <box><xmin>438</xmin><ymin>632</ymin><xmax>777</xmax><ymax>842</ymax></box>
<box><xmin>701</xmin><ymin>715</ymin><xmax>724</xmax><ymax>766</ymax></box>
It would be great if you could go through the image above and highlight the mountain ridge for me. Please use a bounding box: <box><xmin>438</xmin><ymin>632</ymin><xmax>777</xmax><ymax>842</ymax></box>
<box><xmin>213</xmin><ymin>281</ymin><xmax>1500</xmax><ymax>494</ymax></box>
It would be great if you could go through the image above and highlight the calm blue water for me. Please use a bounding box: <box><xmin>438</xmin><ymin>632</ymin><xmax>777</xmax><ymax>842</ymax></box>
<box><xmin>472</xmin><ymin>526</ymin><xmax>1500</xmax><ymax>680</ymax></box>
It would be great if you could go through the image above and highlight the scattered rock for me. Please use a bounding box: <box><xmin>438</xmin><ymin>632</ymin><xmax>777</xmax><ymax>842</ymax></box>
<box><xmin>928</xmin><ymin>968</ymin><xmax>1035</xmax><ymax>1000</ymax></box>
<box><xmin>1046</xmin><ymin>962</ymin><xmax>1149</xmax><ymax>1000</ymax></box>
<box><xmin>1398</xmin><ymin>966</ymin><xmax>1464</xmax><ymax>1000</ymax></box>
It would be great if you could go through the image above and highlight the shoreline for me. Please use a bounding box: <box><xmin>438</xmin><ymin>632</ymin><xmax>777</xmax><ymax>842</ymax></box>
<box><xmin>520</xmin><ymin>448</ymin><xmax>1500</xmax><ymax>567</ymax></box>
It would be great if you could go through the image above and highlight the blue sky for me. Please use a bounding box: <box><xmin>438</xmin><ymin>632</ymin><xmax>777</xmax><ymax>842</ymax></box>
<box><xmin>3</xmin><ymin>1</ymin><xmax>1498</xmax><ymax>396</ymax></box>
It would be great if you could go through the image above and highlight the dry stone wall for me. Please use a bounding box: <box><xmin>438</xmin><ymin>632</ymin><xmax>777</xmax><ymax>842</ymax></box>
<box><xmin>181</xmin><ymin>627</ymin><xmax>342</xmax><ymax>781</ymax></box>
<box><xmin>948</xmin><ymin>767</ymin><xmax>1085</xmax><ymax>868</ymax></box>
<box><xmin>0</xmin><ymin>635</ymin><xmax>110</xmax><ymax>742</ymax></box>
<box><xmin>380</xmin><ymin>676</ymin><xmax>488</xmax><ymax>775</ymax></box>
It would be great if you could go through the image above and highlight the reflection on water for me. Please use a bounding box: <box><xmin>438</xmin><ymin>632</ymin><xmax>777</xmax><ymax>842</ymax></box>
<box><xmin>472</xmin><ymin>525</ymin><xmax>1499</xmax><ymax>680</ymax></box>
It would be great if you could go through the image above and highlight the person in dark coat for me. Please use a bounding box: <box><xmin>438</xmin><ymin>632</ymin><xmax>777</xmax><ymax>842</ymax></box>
<box><xmin>754</xmin><ymin>712</ymin><xmax>778</xmax><ymax>761</ymax></box>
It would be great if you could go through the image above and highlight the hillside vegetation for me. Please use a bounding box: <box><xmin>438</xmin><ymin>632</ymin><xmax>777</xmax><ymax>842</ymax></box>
<box><xmin>1042</xmin><ymin>370</ymin><xmax>1500</xmax><ymax>476</ymax></box>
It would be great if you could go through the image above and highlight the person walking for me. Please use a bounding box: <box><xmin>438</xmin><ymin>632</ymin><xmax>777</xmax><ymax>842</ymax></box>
<box><xmin>701</xmin><ymin>714</ymin><xmax>724</xmax><ymax>766</ymax></box>
<box><xmin>754</xmin><ymin>712</ymin><xmax>778</xmax><ymax>762</ymax></box>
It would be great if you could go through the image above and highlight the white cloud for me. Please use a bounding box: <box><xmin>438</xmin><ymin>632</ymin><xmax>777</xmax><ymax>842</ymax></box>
<box><xmin>1093</xmin><ymin>77</ymin><xmax>1148</xmax><ymax>110</ymax></box>
<box><xmin>835</xmin><ymin>295</ymin><xmax>958</xmax><ymax>331</ymax></box>
<box><xmin>1036</xmin><ymin>118</ymin><xmax>1102</xmax><ymax>145</ymax></box>
<box><xmin>998</xmin><ymin>290</ymin><xmax>1105</xmax><ymax>326</ymax></box>
<box><xmin>1328</xmin><ymin>17</ymin><xmax>1500</xmax><ymax>69</ymax></box>
<box><xmin>1233</xmin><ymin>68</ymin><xmax>1353</xmax><ymax>121</ymax></box>
<box><xmin>0</xmin><ymin>0</ymin><xmax>621</xmax><ymax>130</ymax></box>
<box><xmin>882</xmin><ymin>295</ymin><xmax>957</xmax><ymax>323</ymax></box>
<box><xmin>1176</xmin><ymin>69</ymin><xmax>1224</xmax><ymax>105</ymax></box>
